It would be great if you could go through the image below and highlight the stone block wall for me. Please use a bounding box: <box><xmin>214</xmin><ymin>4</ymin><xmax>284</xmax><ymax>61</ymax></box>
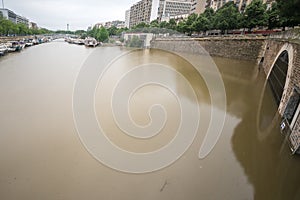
<box><xmin>151</xmin><ymin>38</ymin><xmax>265</xmax><ymax>61</ymax></box>
<box><xmin>196</xmin><ymin>38</ymin><xmax>265</xmax><ymax>61</ymax></box>
<box><xmin>261</xmin><ymin>40</ymin><xmax>286</xmax><ymax>75</ymax></box>
<box><xmin>262</xmin><ymin>40</ymin><xmax>300</xmax><ymax>117</ymax></box>
<box><xmin>150</xmin><ymin>38</ymin><xmax>208</xmax><ymax>55</ymax></box>
<box><xmin>262</xmin><ymin>39</ymin><xmax>300</xmax><ymax>150</ymax></box>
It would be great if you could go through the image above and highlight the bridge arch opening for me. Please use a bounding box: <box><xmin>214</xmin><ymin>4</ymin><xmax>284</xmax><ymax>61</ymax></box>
<box><xmin>267</xmin><ymin>50</ymin><xmax>289</xmax><ymax>106</ymax></box>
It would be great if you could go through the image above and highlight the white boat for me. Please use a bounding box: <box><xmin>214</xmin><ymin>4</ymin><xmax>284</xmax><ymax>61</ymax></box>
<box><xmin>74</xmin><ymin>39</ymin><xmax>85</xmax><ymax>45</ymax></box>
<box><xmin>0</xmin><ymin>44</ymin><xmax>8</xmax><ymax>56</ymax></box>
<box><xmin>6</xmin><ymin>42</ymin><xmax>16</xmax><ymax>52</ymax></box>
<box><xmin>25</xmin><ymin>40</ymin><xmax>34</xmax><ymax>47</ymax></box>
<box><xmin>84</xmin><ymin>37</ymin><xmax>98</xmax><ymax>47</ymax></box>
<box><xmin>6</xmin><ymin>41</ymin><xmax>24</xmax><ymax>52</ymax></box>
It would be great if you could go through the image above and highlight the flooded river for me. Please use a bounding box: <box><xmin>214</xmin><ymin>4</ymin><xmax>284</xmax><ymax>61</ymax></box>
<box><xmin>0</xmin><ymin>39</ymin><xmax>299</xmax><ymax>200</ymax></box>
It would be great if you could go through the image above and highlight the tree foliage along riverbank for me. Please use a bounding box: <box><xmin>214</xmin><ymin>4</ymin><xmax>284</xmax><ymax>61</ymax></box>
<box><xmin>75</xmin><ymin>0</ymin><xmax>299</xmax><ymax>41</ymax></box>
<box><xmin>129</xmin><ymin>0</ymin><xmax>299</xmax><ymax>35</ymax></box>
<box><xmin>7</xmin><ymin>0</ymin><xmax>295</xmax><ymax>40</ymax></box>
<box><xmin>0</xmin><ymin>13</ymin><xmax>52</xmax><ymax>36</ymax></box>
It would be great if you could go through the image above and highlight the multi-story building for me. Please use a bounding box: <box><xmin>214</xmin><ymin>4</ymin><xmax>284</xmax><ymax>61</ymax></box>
<box><xmin>116</xmin><ymin>22</ymin><xmax>125</xmax><ymax>29</ymax></box>
<box><xmin>111</xmin><ymin>20</ymin><xmax>125</xmax><ymax>28</ymax></box>
<box><xmin>129</xmin><ymin>0</ymin><xmax>160</xmax><ymax>28</ymax></box>
<box><xmin>129</xmin><ymin>0</ymin><xmax>194</xmax><ymax>27</ymax></box>
<box><xmin>29</xmin><ymin>22</ymin><xmax>38</xmax><ymax>29</ymax></box>
<box><xmin>93</xmin><ymin>23</ymin><xmax>103</xmax><ymax>29</ymax></box>
<box><xmin>205</xmin><ymin>0</ymin><xmax>275</xmax><ymax>12</ymax></box>
<box><xmin>94</xmin><ymin>21</ymin><xmax>125</xmax><ymax>29</ymax></box>
<box><xmin>0</xmin><ymin>8</ymin><xmax>29</xmax><ymax>26</ymax></box>
<box><xmin>191</xmin><ymin>0</ymin><xmax>206</xmax><ymax>14</ymax></box>
<box><xmin>16</xmin><ymin>15</ymin><xmax>29</xmax><ymax>26</ymax></box>
<box><xmin>0</xmin><ymin>8</ymin><xmax>17</xmax><ymax>22</ymax></box>
<box><xmin>161</xmin><ymin>13</ymin><xmax>189</xmax><ymax>22</ymax></box>
<box><xmin>158</xmin><ymin>0</ymin><xmax>192</xmax><ymax>21</ymax></box>
<box><xmin>125</xmin><ymin>9</ymin><xmax>131</xmax><ymax>28</ymax></box>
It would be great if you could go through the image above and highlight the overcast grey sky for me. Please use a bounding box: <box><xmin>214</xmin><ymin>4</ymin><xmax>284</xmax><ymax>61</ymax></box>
<box><xmin>3</xmin><ymin>0</ymin><xmax>137</xmax><ymax>30</ymax></box>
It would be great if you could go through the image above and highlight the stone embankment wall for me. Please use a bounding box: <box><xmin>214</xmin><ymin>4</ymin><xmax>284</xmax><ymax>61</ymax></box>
<box><xmin>151</xmin><ymin>36</ymin><xmax>299</xmax><ymax>116</ymax></box>
<box><xmin>151</xmin><ymin>37</ymin><xmax>265</xmax><ymax>61</ymax></box>
<box><xmin>269</xmin><ymin>28</ymin><xmax>300</xmax><ymax>42</ymax></box>
<box><xmin>151</xmin><ymin>34</ymin><xmax>300</xmax><ymax>150</ymax></box>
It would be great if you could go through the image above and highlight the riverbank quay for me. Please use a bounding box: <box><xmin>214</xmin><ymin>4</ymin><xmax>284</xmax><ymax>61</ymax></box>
<box><xmin>151</xmin><ymin>31</ymin><xmax>300</xmax><ymax>154</ymax></box>
<box><xmin>151</xmin><ymin>35</ymin><xmax>266</xmax><ymax>61</ymax></box>
<box><xmin>0</xmin><ymin>36</ymin><xmax>36</xmax><ymax>43</ymax></box>
<box><xmin>0</xmin><ymin>35</ymin><xmax>53</xmax><ymax>56</ymax></box>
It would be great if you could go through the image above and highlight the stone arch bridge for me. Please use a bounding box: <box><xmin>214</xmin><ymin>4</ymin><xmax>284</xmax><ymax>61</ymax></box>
<box><xmin>261</xmin><ymin>30</ymin><xmax>300</xmax><ymax>153</ymax></box>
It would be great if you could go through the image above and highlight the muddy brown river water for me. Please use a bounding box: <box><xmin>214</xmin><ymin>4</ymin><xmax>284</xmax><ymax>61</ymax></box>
<box><xmin>0</xmin><ymin>39</ymin><xmax>299</xmax><ymax>200</ymax></box>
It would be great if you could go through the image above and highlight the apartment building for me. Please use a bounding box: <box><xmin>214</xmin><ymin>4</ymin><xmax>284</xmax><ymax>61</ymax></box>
<box><xmin>158</xmin><ymin>0</ymin><xmax>192</xmax><ymax>21</ymax></box>
<box><xmin>29</xmin><ymin>22</ymin><xmax>38</xmax><ymax>29</ymax></box>
<box><xmin>125</xmin><ymin>9</ymin><xmax>131</xmax><ymax>28</ymax></box>
<box><xmin>128</xmin><ymin>0</ymin><xmax>193</xmax><ymax>28</ymax></box>
<box><xmin>129</xmin><ymin>0</ymin><xmax>160</xmax><ymax>28</ymax></box>
<box><xmin>191</xmin><ymin>0</ymin><xmax>206</xmax><ymax>14</ymax></box>
<box><xmin>205</xmin><ymin>0</ymin><xmax>275</xmax><ymax>12</ymax></box>
<box><xmin>0</xmin><ymin>8</ymin><xmax>29</xmax><ymax>26</ymax></box>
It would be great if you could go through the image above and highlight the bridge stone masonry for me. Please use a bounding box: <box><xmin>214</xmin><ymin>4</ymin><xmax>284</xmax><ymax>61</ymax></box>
<box><xmin>261</xmin><ymin>29</ymin><xmax>300</xmax><ymax>153</ymax></box>
<box><xmin>151</xmin><ymin>29</ymin><xmax>300</xmax><ymax>153</ymax></box>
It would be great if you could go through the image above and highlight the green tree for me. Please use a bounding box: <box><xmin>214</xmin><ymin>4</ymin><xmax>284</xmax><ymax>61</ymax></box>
<box><xmin>88</xmin><ymin>26</ymin><xmax>98</xmax><ymax>38</ymax></box>
<box><xmin>201</xmin><ymin>8</ymin><xmax>216</xmax><ymax>30</ymax></box>
<box><xmin>17</xmin><ymin>23</ymin><xmax>29</xmax><ymax>35</ymax></box>
<box><xmin>168</xmin><ymin>19</ymin><xmax>177</xmax><ymax>30</ymax></box>
<box><xmin>150</xmin><ymin>20</ymin><xmax>159</xmax><ymax>28</ymax></box>
<box><xmin>176</xmin><ymin>21</ymin><xmax>188</xmax><ymax>34</ymax></box>
<box><xmin>203</xmin><ymin>8</ymin><xmax>214</xmax><ymax>20</ymax></box>
<box><xmin>0</xmin><ymin>19</ymin><xmax>17</xmax><ymax>35</ymax></box>
<box><xmin>185</xmin><ymin>13</ymin><xmax>198</xmax><ymax>35</ymax></box>
<box><xmin>116</xmin><ymin>27</ymin><xmax>128</xmax><ymax>36</ymax></box>
<box><xmin>0</xmin><ymin>13</ymin><xmax>4</xmax><ymax>35</ymax></box>
<box><xmin>244</xmin><ymin>0</ymin><xmax>268</xmax><ymax>31</ymax></box>
<box><xmin>276</xmin><ymin>0</ymin><xmax>300</xmax><ymax>27</ymax></box>
<box><xmin>0</xmin><ymin>25</ymin><xmax>3</xmax><ymax>35</ymax></box>
<box><xmin>192</xmin><ymin>15</ymin><xmax>210</xmax><ymax>34</ymax></box>
<box><xmin>96</xmin><ymin>27</ymin><xmax>109</xmax><ymax>42</ymax></box>
<box><xmin>267</xmin><ymin>2</ymin><xmax>282</xmax><ymax>29</ymax></box>
<box><xmin>107</xmin><ymin>26</ymin><xmax>118</xmax><ymax>36</ymax></box>
<box><xmin>134</xmin><ymin>22</ymin><xmax>149</xmax><ymax>29</ymax></box>
<box><xmin>75</xmin><ymin>30</ymin><xmax>86</xmax><ymax>35</ymax></box>
<box><xmin>159</xmin><ymin>21</ymin><xmax>168</xmax><ymax>28</ymax></box>
<box><xmin>75</xmin><ymin>30</ymin><xmax>87</xmax><ymax>39</ymax></box>
<box><xmin>214</xmin><ymin>2</ymin><xmax>241</xmax><ymax>33</ymax></box>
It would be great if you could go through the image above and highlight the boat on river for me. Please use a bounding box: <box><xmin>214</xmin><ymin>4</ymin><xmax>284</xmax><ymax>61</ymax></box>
<box><xmin>24</xmin><ymin>39</ymin><xmax>34</xmax><ymax>47</ymax></box>
<box><xmin>84</xmin><ymin>37</ymin><xmax>98</xmax><ymax>47</ymax></box>
<box><xmin>0</xmin><ymin>44</ymin><xmax>8</xmax><ymax>56</ymax></box>
<box><xmin>6</xmin><ymin>41</ymin><xmax>24</xmax><ymax>52</ymax></box>
<box><xmin>74</xmin><ymin>39</ymin><xmax>85</xmax><ymax>45</ymax></box>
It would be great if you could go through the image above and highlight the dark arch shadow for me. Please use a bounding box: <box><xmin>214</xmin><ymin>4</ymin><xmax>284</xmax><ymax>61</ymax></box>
<box><xmin>268</xmin><ymin>50</ymin><xmax>289</xmax><ymax>106</ymax></box>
